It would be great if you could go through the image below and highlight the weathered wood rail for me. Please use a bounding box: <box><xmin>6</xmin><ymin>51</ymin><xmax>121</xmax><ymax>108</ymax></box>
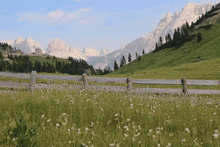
<box><xmin>0</xmin><ymin>71</ymin><xmax>220</xmax><ymax>95</ymax></box>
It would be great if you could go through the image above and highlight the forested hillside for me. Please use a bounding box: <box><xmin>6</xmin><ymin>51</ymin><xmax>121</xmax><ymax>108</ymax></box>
<box><xmin>0</xmin><ymin>48</ymin><xmax>96</xmax><ymax>75</ymax></box>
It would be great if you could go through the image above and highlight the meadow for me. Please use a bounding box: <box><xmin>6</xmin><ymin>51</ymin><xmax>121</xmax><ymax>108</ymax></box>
<box><xmin>0</xmin><ymin>89</ymin><xmax>220</xmax><ymax>146</ymax></box>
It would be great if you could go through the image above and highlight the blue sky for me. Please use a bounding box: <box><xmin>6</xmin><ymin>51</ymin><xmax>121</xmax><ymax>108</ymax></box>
<box><xmin>1</xmin><ymin>0</ymin><xmax>219</xmax><ymax>51</ymax></box>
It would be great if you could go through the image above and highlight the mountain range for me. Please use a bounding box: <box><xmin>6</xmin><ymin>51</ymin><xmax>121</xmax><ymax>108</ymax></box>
<box><xmin>4</xmin><ymin>3</ymin><xmax>212</xmax><ymax>69</ymax></box>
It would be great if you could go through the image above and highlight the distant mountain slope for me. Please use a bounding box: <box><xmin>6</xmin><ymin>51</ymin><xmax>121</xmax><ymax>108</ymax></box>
<box><xmin>5</xmin><ymin>38</ymin><xmax>43</xmax><ymax>53</ymax></box>
<box><xmin>46</xmin><ymin>39</ymin><xmax>86</xmax><ymax>60</ymax></box>
<box><xmin>110</xmin><ymin>4</ymin><xmax>220</xmax><ymax>78</ymax></box>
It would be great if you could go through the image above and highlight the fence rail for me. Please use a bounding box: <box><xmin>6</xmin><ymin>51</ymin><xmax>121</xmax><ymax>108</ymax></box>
<box><xmin>0</xmin><ymin>71</ymin><xmax>220</xmax><ymax>95</ymax></box>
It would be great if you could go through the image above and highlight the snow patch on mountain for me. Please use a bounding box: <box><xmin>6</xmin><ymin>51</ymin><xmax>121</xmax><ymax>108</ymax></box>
<box><xmin>87</xmin><ymin>47</ymin><xmax>123</xmax><ymax>69</ymax></box>
<box><xmin>46</xmin><ymin>38</ymin><xmax>85</xmax><ymax>59</ymax></box>
<box><xmin>46</xmin><ymin>38</ymin><xmax>101</xmax><ymax>60</ymax></box>
<box><xmin>4</xmin><ymin>38</ymin><xmax>43</xmax><ymax>53</ymax></box>
<box><xmin>100</xmin><ymin>48</ymin><xmax>112</xmax><ymax>56</ymax></box>
<box><xmin>82</xmin><ymin>48</ymin><xmax>100</xmax><ymax>57</ymax></box>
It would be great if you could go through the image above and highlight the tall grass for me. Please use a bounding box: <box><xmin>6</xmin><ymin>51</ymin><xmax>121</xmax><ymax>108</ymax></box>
<box><xmin>0</xmin><ymin>90</ymin><xmax>220</xmax><ymax>146</ymax></box>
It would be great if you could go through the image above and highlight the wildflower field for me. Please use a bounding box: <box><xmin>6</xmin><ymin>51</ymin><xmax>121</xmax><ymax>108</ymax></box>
<box><xmin>0</xmin><ymin>90</ymin><xmax>220</xmax><ymax>146</ymax></box>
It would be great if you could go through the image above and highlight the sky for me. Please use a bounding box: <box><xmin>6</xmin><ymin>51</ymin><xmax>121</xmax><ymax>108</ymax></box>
<box><xmin>1</xmin><ymin>0</ymin><xmax>220</xmax><ymax>51</ymax></box>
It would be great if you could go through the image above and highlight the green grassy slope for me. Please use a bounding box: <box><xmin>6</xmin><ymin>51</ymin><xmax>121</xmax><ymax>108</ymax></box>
<box><xmin>109</xmin><ymin>17</ymin><xmax>220</xmax><ymax>80</ymax></box>
<box><xmin>28</xmin><ymin>55</ymin><xmax>70</xmax><ymax>66</ymax></box>
<box><xmin>1</xmin><ymin>51</ymin><xmax>71</xmax><ymax>66</ymax></box>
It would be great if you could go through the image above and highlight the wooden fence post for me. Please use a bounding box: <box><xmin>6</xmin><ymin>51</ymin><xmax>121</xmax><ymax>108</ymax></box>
<box><xmin>30</xmin><ymin>71</ymin><xmax>37</xmax><ymax>91</ymax></box>
<box><xmin>82</xmin><ymin>73</ymin><xmax>88</xmax><ymax>89</ymax></box>
<box><xmin>181</xmin><ymin>78</ymin><xmax>187</xmax><ymax>94</ymax></box>
<box><xmin>127</xmin><ymin>77</ymin><xmax>132</xmax><ymax>91</ymax></box>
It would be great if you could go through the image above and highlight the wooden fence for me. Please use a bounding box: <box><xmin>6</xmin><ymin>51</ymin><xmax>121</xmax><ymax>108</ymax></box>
<box><xmin>0</xmin><ymin>71</ymin><xmax>220</xmax><ymax>95</ymax></box>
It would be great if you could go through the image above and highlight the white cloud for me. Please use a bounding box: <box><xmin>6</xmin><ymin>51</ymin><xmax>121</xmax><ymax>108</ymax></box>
<box><xmin>77</xmin><ymin>18</ymin><xmax>93</xmax><ymax>24</ymax></box>
<box><xmin>48</xmin><ymin>10</ymin><xmax>65</xmax><ymax>19</ymax></box>
<box><xmin>18</xmin><ymin>8</ymin><xmax>92</xmax><ymax>24</ymax></box>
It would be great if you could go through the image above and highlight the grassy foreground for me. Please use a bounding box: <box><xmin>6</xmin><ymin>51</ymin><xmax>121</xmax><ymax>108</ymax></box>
<box><xmin>0</xmin><ymin>90</ymin><xmax>220</xmax><ymax>146</ymax></box>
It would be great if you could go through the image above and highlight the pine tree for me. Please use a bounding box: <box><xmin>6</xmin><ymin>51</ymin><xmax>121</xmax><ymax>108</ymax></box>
<box><xmin>138</xmin><ymin>55</ymin><xmax>141</xmax><ymax>61</ymax></box>
<box><xmin>0</xmin><ymin>59</ymin><xmax>5</xmax><ymax>71</ymax></box>
<box><xmin>155</xmin><ymin>43</ymin><xmax>158</xmax><ymax>50</ymax></box>
<box><xmin>165</xmin><ymin>35</ymin><xmax>168</xmax><ymax>43</ymax></box>
<box><xmin>120</xmin><ymin>58</ymin><xmax>123</xmax><ymax>67</ymax></box>
<box><xmin>173</xmin><ymin>29</ymin><xmax>177</xmax><ymax>41</ymax></box>
<box><xmin>167</xmin><ymin>33</ymin><xmax>171</xmax><ymax>42</ymax></box>
<box><xmin>186</xmin><ymin>21</ymin><xmax>190</xmax><ymax>30</ymax></box>
<box><xmin>128</xmin><ymin>53</ymin><xmax>132</xmax><ymax>62</ymax></box>
<box><xmin>122</xmin><ymin>55</ymin><xmax>126</xmax><ymax>64</ymax></box>
<box><xmin>191</xmin><ymin>22</ymin><xmax>194</xmax><ymax>30</ymax></box>
<box><xmin>159</xmin><ymin>37</ymin><xmax>163</xmax><ymax>46</ymax></box>
<box><xmin>114</xmin><ymin>60</ymin><xmax>119</xmax><ymax>71</ymax></box>
<box><xmin>197</xmin><ymin>32</ymin><xmax>202</xmax><ymax>42</ymax></box>
<box><xmin>136</xmin><ymin>52</ymin><xmax>138</xmax><ymax>59</ymax></box>
<box><xmin>142</xmin><ymin>49</ymin><xmax>145</xmax><ymax>55</ymax></box>
<box><xmin>181</xmin><ymin>25</ymin><xmax>188</xmax><ymax>37</ymax></box>
<box><xmin>120</xmin><ymin>55</ymin><xmax>126</xmax><ymax>67</ymax></box>
<box><xmin>0</xmin><ymin>51</ymin><xmax>3</xmax><ymax>60</ymax></box>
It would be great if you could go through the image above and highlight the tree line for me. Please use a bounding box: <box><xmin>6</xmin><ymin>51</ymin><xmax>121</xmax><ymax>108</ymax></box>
<box><xmin>114</xmin><ymin>50</ymin><xmax>145</xmax><ymax>71</ymax></box>
<box><xmin>0</xmin><ymin>54</ymin><xmax>96</xmax><ymax>75</ymax></box>
<box><xmin>0</xmin><ymin>42</ymin><xmax>13</xmax><ymax>51</ymax></box>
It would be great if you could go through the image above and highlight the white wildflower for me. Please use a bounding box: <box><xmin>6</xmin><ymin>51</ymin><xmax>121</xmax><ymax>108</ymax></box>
<box><xmin>182</xmin><ymin>139</ymin><xmax>186</xmax><ymax>143</ymax></box>
<box><xmin>152</xmin><ymin>135</ymin><xmax>156</xmax><ymax>141</ymax></box>
<box><xmin>62</xmin><ymin>113</ymin><xmax>67</xmax><ymax>117</ymax></box>
<box><xmin>124</xmin><ymin>133</ymin><xmax>128</xmax><ymax>137</ymax></box>
<box><xmin>56</xmin><ymin>123</ymin><xmax>60</xmax><ymax>127</ymax></box>
<box><xmin>67</xmin><ymin>129</ymin><xmax>70</xmax><ymax>134</ymax></box>
<box><xmin>185</xmin><ymin>128</ymin><xmax>190</xmax><ymax>133</ymax></box>
<box><xmin>138</xmin><ymin>125</ymin><xmax>141</xmax><ymax>130</ymax></box>
<box><xmin>41</xmin><ymin>114</ymin><xmax>45</xmax><ymax>119</ymax></box>
<box><xmin>109</xmin><ymin>143</ymin><xmax>115</xmax><ymax>147</ymax></box>
<box><xmin>124</xmin><ymin>126</ymin><xmax>129</xmax><ymax>131</ymax></box>
<box><xmin>78</xmin><ymin>128</ymin><xmax>81</xmax><ymax>134</ymax></box>
<box><xmin>85</xmin><ymin>127</ymin><xmax>89</xmax><ymax>133</ymax></box>
<box><xmin>213</xmin><ymin>133</ymin><xmax>219</xmax><ymax>138</ymax></box>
